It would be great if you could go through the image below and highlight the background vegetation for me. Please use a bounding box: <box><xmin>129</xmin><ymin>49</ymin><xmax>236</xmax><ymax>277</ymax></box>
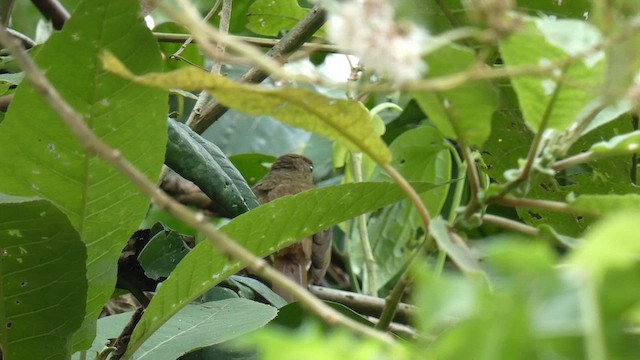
<box><xmin>1</xmin><ymin>0</ymin><xmax>640</xmax><ymax>359</ymax></box>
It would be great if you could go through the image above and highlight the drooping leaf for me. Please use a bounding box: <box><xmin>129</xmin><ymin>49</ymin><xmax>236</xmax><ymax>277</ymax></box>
<box><xmin>166</xmin><ymin>120</ymin><xmax>257</xmax><ymax>216</ymax></box>
<box><xmin>0</xmin><ymin>0</ymin><xmax>167</xmax><ymax>349</ymax></box>
<box><xmin>413</xmin><ymin>44</ymin><xmax>498</xmax><ymax>146</ymax></box>
<box><xmin>499</xmin><ymin>16</ymin><xmax>605</xmax><ymax>132</ymax></box>
<box><xmin>0</xmin><ymin>199</ymin><xmax>87</xmax><ymax>360</ymax></box>
<box><xmin>102</xmin><ymin>52</ymin><xmax>392</xmax><ymax>164</ymax></box>
<box><xmin>77</xmin><ymin>299</ymin><xmax>276</xmax><ymax>360</ymax></box>
<box><xmin>126</xmin><ymin>181</ymin><xmax>441</xmax><ymax>355</ymax></box>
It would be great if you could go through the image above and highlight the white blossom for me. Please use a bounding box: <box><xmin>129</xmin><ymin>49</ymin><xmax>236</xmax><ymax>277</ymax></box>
<box><xmin>327</xmin><ymin>0</ymin><xmax>428</xmax><ymax>84</ymax></box>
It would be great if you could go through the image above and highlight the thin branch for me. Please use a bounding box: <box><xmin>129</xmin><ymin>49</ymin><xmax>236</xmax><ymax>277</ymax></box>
<box><xmin>0</xmin><ymin>0</ymin><xmax>16</xmax><ymax>27</ymax></box>
<box><xmin>0</xmin><ymin>26</ymin><xmax>394</xmax><ymax>345</ymax></box>
<box><xmin>309</xmin><ymin>285</ymin><xmax>415</xmax><ymax>324</ymax></box>
<box><xmin>552</xmin><ymin>151</ymin><xmax>593</xmax><ymax>171</ymax></box>
<box><xmin>155</xmin><ymin>32</ymin><xmax>338</xmax><ymax>53</ymax></box>
<box><xmin>185</xmin><ymin>0</ymin><xmax>229</xmax><ymax>127</ymax></box>
<box><xmin>31</xmin><ymin>0</ymin><xmax>69</xmax><ymax>30</ymax></box>
<box><xmin>376</xmin><ymin>269</ymin><xmax>411</xmax><ymax>331</ymax></box>
<box><xmin>496</xmin><ymin>197</ymin><xmax>574</xmax><ymax>213</ymax></box>
<box><xmin>170</xmin><ymin>0</ymin><xmax>221</xmax><ymax>59</ymax></box>
<box><xmin>482</xmin><ymin>214</ymin><xmax>540</xmax><ymax>236</ymax></box>
<box><xmin>191</xmin><ymin>5</ymin><xmax>326</xmax><ymax>134</ymax></box>
<box><xmin>0</xmin><ymin>94</ymin><xmax>13</xmax><ymax>111</ymax></box>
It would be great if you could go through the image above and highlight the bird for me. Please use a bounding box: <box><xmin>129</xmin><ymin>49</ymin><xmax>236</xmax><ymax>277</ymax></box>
<box><xmin>251</xmin><ymin>154</ymin><xmax>332</xmax><ymax>302</ymax></box>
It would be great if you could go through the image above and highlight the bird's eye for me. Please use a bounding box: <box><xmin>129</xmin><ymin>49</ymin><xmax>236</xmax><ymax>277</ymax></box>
<box><xmin>309</xmin><ymin>165</ymin><xmax>314</xmax><ymax>172</ymax></box>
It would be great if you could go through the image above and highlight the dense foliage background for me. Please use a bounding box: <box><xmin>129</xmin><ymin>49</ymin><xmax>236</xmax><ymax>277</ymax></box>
<box><xmin>2</xmin><ymin>0</ymin><xmax>640</xmax><ymax>359</ymax></box>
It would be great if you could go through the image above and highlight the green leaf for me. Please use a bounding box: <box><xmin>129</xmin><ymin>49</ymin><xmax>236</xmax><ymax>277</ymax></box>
<box><xmin>570</xmin><ymin>194</ymin><xmax>640</xmax><ymax>216</ymax></box>
<box><xmin>127</xmin><ymin>181</ymin><xmax>438</xmax><ymax>355</ymax></box>
<box><xmin>229</xmin><ymin>153</ymin><xmax>276</xmax><ymax>187</ymax></box>
<box><xmin>0</xmin><ymin>199</ymin><xmax>87</xmax><ymax>360</ymax></box>
<box><xmin>78</xmin><ymin>299</ymin><xmax>277</xmax><ymax>360</ymax></box>
<box><xmin>0</xmin><ymin>0</ymin><xmax>167</xmax><ymax>349</ymax></box>
<box><xmin>589</xmin><ymin>130</ymin><xmax>640</xmax><ymax>157</ymax></box>
<box><xmin>363</xmin><ymin>126</ymin><xmax>452</xmax><ymax>290</ymax></box>
<box><xmin>166</xmin><ymin>120</ymin><xmax>257</xmax><ymax>216</ymax></box>
<box><xmin>499</xmin><ymin>16</ymin><xmax>605</xmax><ymax>132</ymax></box>
<box><xmin>102</xmin><ymin>53</ymin><xmax>392</xmax><ymax>164</ymax></box>
<box><xmin>138</xmin><ymin>228</ymin><xmax>191</xmax><ymax>280</ymax></box>
<box><xmin>246</xmin><ymin>0</ymin><xmax>321</xmax><ymax>38</ymax></box>
<box><xmin>570</xmin><ymin>211</ymin><xmax>640</xmax><ymax>281</ymax></box>
<box><xmin>413</xmin><ymin>44</ymin><xmax>498</xmax><ymax>146</ymax></box>
<box><xmin>429</xmin><ymin>217</ymin><xmax>483</xmax><ymax>274</ymax></box>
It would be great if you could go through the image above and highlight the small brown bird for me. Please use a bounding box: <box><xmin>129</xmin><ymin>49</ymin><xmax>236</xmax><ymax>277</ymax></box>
<box><xmin>252</xmin><ymin>154</ymin><xmax>332</xmax><ymax>302</ymax></box>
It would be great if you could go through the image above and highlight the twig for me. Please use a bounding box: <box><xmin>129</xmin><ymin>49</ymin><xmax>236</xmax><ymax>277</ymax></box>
<box><xmin>309</xmin><ymin>285</ymin><xmax>414</xmax><ymax>324</ymax></box>
<box><xmin>552</xmin><ymin>151</ymin><xmax>593</xmax><ymax>171</ymax></box>
<box><xmin>496</xmin><ymin>197</ymin><xmax>573</xmax><ymax>213</ymax></box>
<box><xmin>110</xmin><ymin>307</ymin><xmax>144</xmax><ymax>360</ymax></box>
<box><xmin>0</xmin><ymin>26</ymin><xmax>394</xmax><ymax>346</ymax></box>
<box><xmin>0</xmin><ymin>94</ymin><xmax>13</xmax><ymax>111</ymax></box>
<box><xmin>170</xmin><ymin>0</ymin><xmax>221</xmax><ymax>59</ymax></box>
<box><xmin>0</xmin><ymin>0</ymin><xmax>16</xmax><ymax>27</ymax></box>
<box><xmin>376</xmin><ymin>270</ymin><xmax>411</xmax><ymax>331</ymax></box>
<box><xmin>191</xmin><ymin>5</ymin><xmax>327</xmax><ymax>134</ymax></box>
<box><xmin>31</xmin><ymin>0</ymin><xmax>69</xmax><ymax>30</ymax></box>
<box><xmin>482</xmin><ymin>214</ymin><xmax>540</xmax><ymax>236</ymax></box>
<box><xmin>185</xmin><ymin>0</ymin><xmax>229</xmax><ymax>127</ymax></box>
<box><xmin>155</xmin><ymin>32</ymin><xmax>338</xmax><ymax>53</ymax></box>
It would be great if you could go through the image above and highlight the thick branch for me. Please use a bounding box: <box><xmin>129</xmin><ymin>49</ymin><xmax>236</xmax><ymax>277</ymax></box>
<box><xmin>191</xmin><ymin>6</ymin><xmax>326</xmax><ymax>134</ymax></box>
<box><xmin>31</xmin><ymin>0</ymin><xmax>69</xmax><ymax>30</ymax></box>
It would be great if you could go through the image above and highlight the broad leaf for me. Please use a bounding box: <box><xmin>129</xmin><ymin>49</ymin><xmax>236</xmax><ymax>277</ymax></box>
<box><xmin>0</xmin><ymin>199</ymin><xmax>87</xmax><ymax>360</ymax></box>
<box><xmin>0</xmin><ymin>0</ymin><xmax>167</xmax><ymax>348</ymax></box>
<box><xmin>363</xmin><ymin>126</ymin><xmax>452</xmax><ymax>291</ymax></box>
<box><xmin>102</xmin><ymin>53</ymin><xmax>392</xmax><ymax>164</ymax></box>
<box><xmin>78</xmin><ymin>299</ymin><xmax>276</xmax><ymax>360</ymax></box>
<box><xmin>127</xmin><ymin>181</ymin><xmax>439</xmax><ymax>355</ymax></box>
<box><xmin>413</xmin><ymin>44</ymin><xmax>498</xmax><ymax>146</ymax></box>
<box><xmin>499</xmin><ymin>16</ymin><xmax>605</xmax><ymax>132</ymax></box>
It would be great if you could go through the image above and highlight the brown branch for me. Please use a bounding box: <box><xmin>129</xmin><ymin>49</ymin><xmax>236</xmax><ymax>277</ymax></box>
<box><xmin>309</xmin><ymin>285</ymin><xmax>415</xmax><ymax>324</ymax></box>
<box><xmin>190</xmin><ymin>6</ymin><xmax>326</xmax><ymax>134</ymax></box>
<box><xmin>30</xmin><ymin>0</ymin><xmax>69</xmax><ymax>30</ymax></box>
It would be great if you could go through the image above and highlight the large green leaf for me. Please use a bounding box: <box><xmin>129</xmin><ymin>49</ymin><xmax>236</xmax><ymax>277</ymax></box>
<box><xmin>413</xmin><ymin>44</ymin><xmax>498</xmax><ymax>147</ymax></box>
<box><xmin>0</xmin><ymin>199</ymin><xmax>87</xmax><ymax>360</ymax></box>
<box><xmin>78</xmin><ymin>299</ymin><xmax>276</xmax><ymax>360</ymax></box>
<box><xmin>362</xmin><ymin>126</ymin><xmax>452</xmax><ymax>291</ymax></box>
<box><xmin>126</xmin><ymin>181</ymin><xmax>438</xmax><ymax>355</ymax></box>
<box><xmin>499</xmin><ymin>16</ymin><xmax>605</xmax><ymax>132</ymax></box>
<box><xmin>0</xmin><ymin>0</ymin><xmax>167</xmax><ymax>349</ymax></box>
<box><xmin>102</xmin><ymin>53</ymin><xmax>392</xmax><ymax>164</ymax></box>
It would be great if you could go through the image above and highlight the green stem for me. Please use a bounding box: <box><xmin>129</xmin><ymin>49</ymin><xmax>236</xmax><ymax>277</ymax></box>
<box><xmin>351</xmin><ymin>152</ymin><xmax>378</xmax><ymax>296</ymax></box>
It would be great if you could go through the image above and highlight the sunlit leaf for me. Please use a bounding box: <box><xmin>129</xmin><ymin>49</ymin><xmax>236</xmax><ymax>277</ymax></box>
<box><xmin>102</xmin><ymin>52</ymin><xmax>391</xmax><ymax>164</ymax></box>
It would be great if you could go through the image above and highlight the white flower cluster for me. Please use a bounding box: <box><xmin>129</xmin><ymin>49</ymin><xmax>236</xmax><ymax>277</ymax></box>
<box><xmin>326</xmin><ymin>0</ymin><xmax>428</xmax><ymax>84</ymax></box>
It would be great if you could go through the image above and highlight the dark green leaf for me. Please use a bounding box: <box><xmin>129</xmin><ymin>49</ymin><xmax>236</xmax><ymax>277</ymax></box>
<box><xmin>0</xmin><ymin>199</ymin><xmax>87</xmax><ymax>360</ymax></box>
<box><xmin>0</xmin><ymin>0</ymin><xmax>167</xmax><ymax>348</ymax></box>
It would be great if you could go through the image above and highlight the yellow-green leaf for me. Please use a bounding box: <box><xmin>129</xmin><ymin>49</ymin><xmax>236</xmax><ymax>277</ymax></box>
<box><xmin>102</xmin><ymin>52</ymin><xmax>391</xmax><ymax>164</ymax></box>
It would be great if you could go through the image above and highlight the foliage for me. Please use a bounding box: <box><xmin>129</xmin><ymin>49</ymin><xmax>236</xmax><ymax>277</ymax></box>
<box><xmin>1</xmin><ymin>0</ymin><xmax>640</xmax><ymax>359</ymax></box>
